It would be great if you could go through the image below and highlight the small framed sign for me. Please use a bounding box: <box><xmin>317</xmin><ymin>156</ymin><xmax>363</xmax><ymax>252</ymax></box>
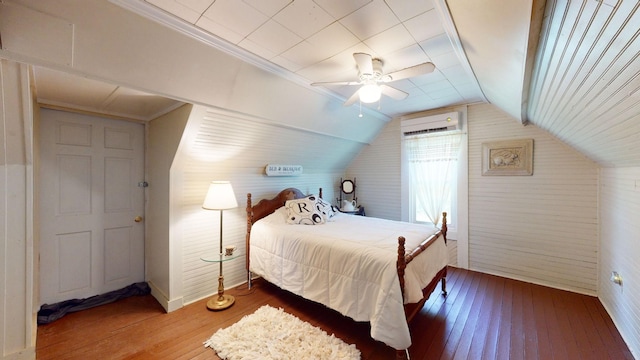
<box><xmin>265</xmin><ymin>164</ymin><xmax>303</xmax><ymax>176</ymax></box>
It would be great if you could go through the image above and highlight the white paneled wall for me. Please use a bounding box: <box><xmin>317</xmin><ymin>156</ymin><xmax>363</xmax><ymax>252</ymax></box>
<box><xmin>469</xmin><ymin>104</ymin><xmax>599</xmax><ymax>294</ymax></box>
<box><xmin>146</xmin><ymin>104</ymin><xmax>191</xmax><ymax>310</ymax></box>
<box><xmin>174</xmin><ymin>106</ymin><xmax>361</xmax><ymax>305</ymax></box>
<box><xmin>346</xmin><ymin>117</ymin><xmax>403</xmax><ymax>220</ymax></box>
<box><xmin>599</xmin><ymin>167</ymin><xmax>640</xmax><ymax>357</ymax></box>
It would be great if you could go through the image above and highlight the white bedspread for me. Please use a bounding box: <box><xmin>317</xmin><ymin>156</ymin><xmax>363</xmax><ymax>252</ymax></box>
<box><xmin>249</xmin><ymin>208</ymin><xmax>448</xmax><ymax>350</ymax></box>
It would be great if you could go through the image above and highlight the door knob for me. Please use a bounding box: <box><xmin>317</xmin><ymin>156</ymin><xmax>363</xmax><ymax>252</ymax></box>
<box><xmin>134</xmin><ymin>216</ymin><xmax>143</xmax><ymax>223</ymax></box>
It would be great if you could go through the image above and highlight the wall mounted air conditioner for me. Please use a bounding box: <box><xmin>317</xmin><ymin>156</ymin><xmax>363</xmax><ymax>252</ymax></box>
<box><xmin>401</xmin><ymin>111</ymin><xmax>460</xmax><ymax>135</ymax></box>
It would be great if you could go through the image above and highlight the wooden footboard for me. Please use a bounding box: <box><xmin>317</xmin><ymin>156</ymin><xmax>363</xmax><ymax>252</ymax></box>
<box><xmin>397</xmin><ymin>211</ymin><xmax>447</xmax><ymax>307</ymax></box>
<box><xmin>396</xmin><ymin>212</ymin><xmax>448</xmax><ymax>360</ymax></box>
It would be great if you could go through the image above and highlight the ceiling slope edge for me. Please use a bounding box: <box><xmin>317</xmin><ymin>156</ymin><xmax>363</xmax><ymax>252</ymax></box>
<box><xmin>445</xmin><ymin>0</ymin><xmax>539</xmax><ymax>124</ymax></box>
<box><xmin>520</xmin><ymin>0</ymin><xmax>548</xmax><ymax>125</ymax></box>
<box><xmin>433</xmin><ymin>0</ymin><xmax>488</xmax><ymax>106</ymax></box>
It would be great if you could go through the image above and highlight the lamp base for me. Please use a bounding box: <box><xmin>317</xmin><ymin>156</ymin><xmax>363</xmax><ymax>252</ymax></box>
<box><xmin>206</xmin><ymin>294</ymin><xmax>235</xmax><ymax>311</ymax></box>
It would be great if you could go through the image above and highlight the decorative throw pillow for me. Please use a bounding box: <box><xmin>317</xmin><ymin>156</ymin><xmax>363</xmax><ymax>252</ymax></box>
<box><xmin>315</xmin><ymin>197</ymin><xmax>337</xmax><ymax>220</ymax></box>
<box><xmin>285</xmin><ymin>195</ymin><xmax>325</xmax><ymax>225</ymax></box>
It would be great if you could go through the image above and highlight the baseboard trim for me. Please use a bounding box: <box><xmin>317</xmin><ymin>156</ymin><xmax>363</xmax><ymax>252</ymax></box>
<box><xmin>148</xmin><ymin>280</ymin><xmax>183</xmax><ymax>313</ymax></box>
<box><xmin>2</xmin><ymin>346</ymin><xmax>35</xmax><ymax>360</ymax></box>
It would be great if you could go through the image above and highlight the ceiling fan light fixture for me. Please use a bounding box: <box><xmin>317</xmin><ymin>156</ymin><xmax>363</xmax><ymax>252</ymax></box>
<box><xmin>312</xmin><ymin>53</ymin><xmax>434</xmax><ymax>107</ymax></box>
<box><xmin>359</xmin><ymin>84</ymin><xmax>381</xmax><ymax>103</ymax></box>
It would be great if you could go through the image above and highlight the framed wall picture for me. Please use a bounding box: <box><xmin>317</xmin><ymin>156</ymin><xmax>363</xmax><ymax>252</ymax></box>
<box><xmin>482</xmin><ymin>139</ymin><xmax>533</xmax><ymax>176</ymax></box>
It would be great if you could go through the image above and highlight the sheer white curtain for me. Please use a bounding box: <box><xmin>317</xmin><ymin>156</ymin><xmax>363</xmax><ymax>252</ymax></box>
<box><xmin>406</xmin><ymin>131</ymin><xmax>461</xmax><ymax>226</ymax></box>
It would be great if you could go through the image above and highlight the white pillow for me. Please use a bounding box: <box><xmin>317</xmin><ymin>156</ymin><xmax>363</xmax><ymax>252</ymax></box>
<box><xmin>285</xmin><ymin>195</ymin><xmax>325</xmax><ymax>225</ymax></box>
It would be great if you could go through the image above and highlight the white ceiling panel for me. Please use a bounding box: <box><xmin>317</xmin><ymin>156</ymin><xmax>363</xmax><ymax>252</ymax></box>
<box><xmin>243</xmin><ymin>0</ymin><xmax>292</xmax><ymax>18</ymax></box>
<box><xmin>201</xmin><ymin>0</ymin><xmax>267</xmax><ymax>40</ymax></box>
<box><xmin>338</xmin><ymin>0</ymin><xmax>400</xmax><ymax>40</ymax></box>
<box><xmin>431</xmin><ymin>51</ymin><xmax>461</xmax><ymax>70</ymax></box>
<box><xmin>273</xmin><ymin>0</ymin><xmax>334</xmax><ymax>38</ymax></box>
<box><xmin>280</xmin><ymin>41</ymin><xmax>326</xmax><ymax>69</ymax></box>
<box><xmin>147</xmin><ymin>0</ymin><xmax>201</xmax><ymax>23</ymax></box>
<box><xmin>420</xmin><ymin>34</ymin><xmax>454</xmax><ymax>57</ymax></box>
<box><xmin>196</xmin><ymin>15</ymin><xmax>244</xmax><ymax>44</ymax></box>
<box><xmin>382</xmin><ymin>44</ymin><xmax>432</xmax><ymax>73</ymax></box>
<box><xmin>363</xmin><ymin>24</ymin><xmax>416</xmax><ymax>56</ymax></box>
<box><xmin>386</xmin><ymin>0</ymin><xmax>435</xmax><ymax>22</ymax></box>
<box><xmin>245</xmin><ymin>19</ymin><xmax>302</xmax><ymax>56</ymax></box>
<box><xmin>313</xmin><ymin>0</ymin><xmax>371</xmax><ymax>19</ymax></box>
<box><xmin>403</xmin><ymin>10</ymin><xmax>444</xmax><ymax>42</ymax></box>
<box><xmin>176</xmin><ymin>0</ymin><xmax>212</xmax><ymax>15</ymax></box>
<box><xmin>306</xmin><ymin>22</ymin><xmax>360</xmax><ymax>59</ymax></box>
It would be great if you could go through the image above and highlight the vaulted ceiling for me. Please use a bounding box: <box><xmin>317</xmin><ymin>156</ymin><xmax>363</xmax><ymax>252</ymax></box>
<box><xmin>112</xmin><ymin>0</ymin><xmax>488</xmax><ymax>119</ymax></box>
<box><xmin>32</xmin><ymin>0</ymin><xmax>492</xmax><ymax>121</ymax></box>
<box><xmin>7</xmin><ymin>0</ymin><xmax>640</xmax><ymax>167</ymax></box>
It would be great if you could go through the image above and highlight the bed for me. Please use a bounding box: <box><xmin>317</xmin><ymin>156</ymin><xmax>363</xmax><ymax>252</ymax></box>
<box><xmin>245</xmin><ymin>188</ymin><xmax>448</xmax><ymax>359</ymax></box>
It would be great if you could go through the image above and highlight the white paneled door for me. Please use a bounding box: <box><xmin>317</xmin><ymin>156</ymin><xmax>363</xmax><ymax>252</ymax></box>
<box><xmin>39</xmin><ymin>109</ymin><xmax>145</xmax><ymax>306</ymax></box>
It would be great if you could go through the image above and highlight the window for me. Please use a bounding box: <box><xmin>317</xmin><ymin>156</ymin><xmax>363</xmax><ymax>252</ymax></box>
<box><xmin>404</xmin><ymin>130</ymin><xmax>461</xmax><ymax>228</ymax></box>
<box><xmin>400</xmin><ymin>111</ymin><xmax>465</xmax><ymax>232</ymax></box>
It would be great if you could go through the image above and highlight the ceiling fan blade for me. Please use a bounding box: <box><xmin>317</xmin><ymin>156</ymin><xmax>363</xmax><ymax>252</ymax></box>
<box><xmin>380</xmin><ymin>84</ymin><xmax>408</xmax><ymax>100</ymax></box>
<box><xmin>353</xmin><ymin>53</ymin><xmax>373</xmax><ymax>75</ymax></box>
<box><xmin>311</xmin><ymin>80</ymin><xmax>361</xmax><ymax>86</ymax></box>
<box><xmin>384</xmin><ymin>62</ymin><xmax>435</xmax><ymax>82</ymax></box>
<box><xmin>343</xmin><ymin>89</ymin><xmax>361</xmax><ymax>106</ymax></box>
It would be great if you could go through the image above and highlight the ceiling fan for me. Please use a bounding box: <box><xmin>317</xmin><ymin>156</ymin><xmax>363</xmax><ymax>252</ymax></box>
<box><xmin>311</xmin><ymin>52</ymin><xmax>436</xmax><ymax>106</ymax></box>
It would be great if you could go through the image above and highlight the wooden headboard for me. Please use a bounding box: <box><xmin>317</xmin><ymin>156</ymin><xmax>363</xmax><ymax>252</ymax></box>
<box><xmin>247</xmin><ymin>188</ymin><xmax>304</xmax><ymax>225</ymax></box>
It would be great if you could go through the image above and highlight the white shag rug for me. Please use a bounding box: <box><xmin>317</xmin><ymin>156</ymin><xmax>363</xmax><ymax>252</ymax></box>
<box><xmin>204</xmin><ymin>305</ymin><xmax>361</xmax><ymax>360</ymax></box>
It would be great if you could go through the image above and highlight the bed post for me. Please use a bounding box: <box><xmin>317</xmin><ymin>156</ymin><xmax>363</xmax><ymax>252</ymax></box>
<box><xmin>441</xmin><ymin>211</ymin><xmax>447</xmax><ymax>295</ymax></box>
<box><xmin>441</xmin><ymin>212</ymin><xmax>447</xmax><ymax>244</ymax></box>
<box><xmin>246</xmin><ymin>193</ymin><xmax>253</xmax><ymax>289</ymax></box>
<box><xmin>396</xmin><ymin>236</ymin><xmax>408</xmax><ymax>360</ymax></box>
<box><xmin>397</xmin><ymin>236</ymin><xmax>406</xmax><ymax>301</ymax></box>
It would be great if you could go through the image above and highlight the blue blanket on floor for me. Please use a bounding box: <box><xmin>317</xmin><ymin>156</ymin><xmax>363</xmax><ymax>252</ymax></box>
<box><xmin>37</xmin><ymin>282</ymin><xmax>151</xmax><ymax>325</ymax></box>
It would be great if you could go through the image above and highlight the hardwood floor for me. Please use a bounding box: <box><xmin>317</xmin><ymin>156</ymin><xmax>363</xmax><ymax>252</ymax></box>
<box><xmin>36</xmin><ymin>267</ymin><xmax>633</xmax><ymax>360</ymax></box>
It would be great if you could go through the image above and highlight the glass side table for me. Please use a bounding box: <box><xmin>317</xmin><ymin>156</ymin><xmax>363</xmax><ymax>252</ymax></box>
<box><xmin>200</xmin><ymin>252</ymin><xmax>242</xmax><ymax>311</ymax></box>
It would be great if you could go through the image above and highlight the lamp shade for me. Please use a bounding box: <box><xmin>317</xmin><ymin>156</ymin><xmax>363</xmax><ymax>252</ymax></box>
<box><xmin>202</xmin><ymin>181</ymin><xmax>238</xmax><ymax>210</ymax></box>
<box><xmin>359</xmin><ymin>84</ymin><xmax>381</xmax><ymax>103</ymax></box>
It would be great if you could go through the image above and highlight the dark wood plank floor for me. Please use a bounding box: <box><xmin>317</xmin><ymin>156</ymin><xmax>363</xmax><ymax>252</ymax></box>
<box><xmin>36</xmin><ymin>267</ymin><xmax>633</xmax><ymax>360</ymax></box>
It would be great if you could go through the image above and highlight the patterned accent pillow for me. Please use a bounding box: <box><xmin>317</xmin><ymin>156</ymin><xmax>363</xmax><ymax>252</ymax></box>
<box><xmin>316</xmin><ymin>197</ymin><xmax>337</xmax><ymax>220</ymax></box>
<box><xmin>285</xmin><ymin>195</ymin><xmax>325</xmax><ymax>225</ymax></box>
